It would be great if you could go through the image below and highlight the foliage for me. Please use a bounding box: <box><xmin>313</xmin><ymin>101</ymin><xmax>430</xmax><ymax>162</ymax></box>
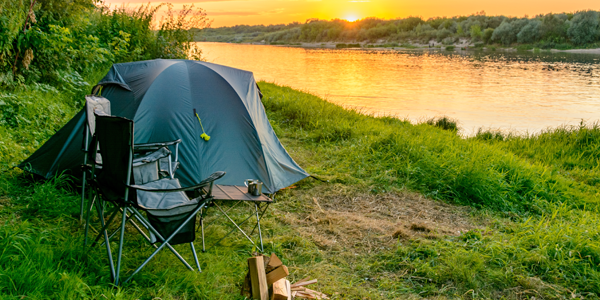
<box><xmin>567</xmin><ymin>10</ymin><xmax>600</xmax><ymax>45</ymax></box>
<box><xmin>425</xmin><ymin>116</ymin><xmax>458</xmax><ymax>132</ymax></box>
<box><xmin>482</xmin><ymin>27</ymin><xmax>494</xmax><ymax>43</ymax></box>
<box><xmin>469</xmin><ymin>24</ymin><xmax>482</xmax><ymax>41</ymax></box>
<box><xmin>517</xmin><ymin>20</ymin><xmax>541</xmax><ymax>43</ymax></box>
<box><xmin>0</xmin><ymin>1</ymin><xmax>210</xmax><ymax>90</ymax></box>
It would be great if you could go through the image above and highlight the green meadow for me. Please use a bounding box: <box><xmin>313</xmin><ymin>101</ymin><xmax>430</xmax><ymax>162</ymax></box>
<box><xmin>3</xmin><ymin>1</ymin><xmax>600</xmax><ymax>299</ymax></box>
<box><xmin>2</xmin><ymin>79</ymin><xmax>600</xmax><ymax>298</ymax></box>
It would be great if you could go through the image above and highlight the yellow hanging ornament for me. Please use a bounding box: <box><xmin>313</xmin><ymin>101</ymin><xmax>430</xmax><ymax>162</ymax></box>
<box><xmin>194</xmin><ymin>109</ymin><xmax>210</xmax><ymax>141</ymax></box>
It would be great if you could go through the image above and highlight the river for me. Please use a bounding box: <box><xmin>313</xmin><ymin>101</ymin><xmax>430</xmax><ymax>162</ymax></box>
<box><xmin>198</xmin><ymin>42</ymin><xmax>600</xmax><ymax>135</ymax></box>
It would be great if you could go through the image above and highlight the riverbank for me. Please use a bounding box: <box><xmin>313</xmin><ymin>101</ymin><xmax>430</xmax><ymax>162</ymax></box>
<box><xmin>1</xmin><ymin>81</ymin><xmax>599</xmax><ymax>298</ymax></box>
<box><xmin>240</xmin><ymin>40</ymin><xmax>600</xmax><ymax>53</ymax></box>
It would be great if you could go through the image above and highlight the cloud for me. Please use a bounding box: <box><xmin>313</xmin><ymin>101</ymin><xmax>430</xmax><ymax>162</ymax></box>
<box><xmin>208</xmin><ymin>8</ymin><xmax>284</xmax><ymax>16</ymax></box>
<box><xmin>208</xmin><ymin>11</ymin><xmax>260</xmax><ymax>16</ymax></box>
<box><xmin>105</xmin><ymin>0</ymin><xmax>248</xmax><ymax>3</ymax></box>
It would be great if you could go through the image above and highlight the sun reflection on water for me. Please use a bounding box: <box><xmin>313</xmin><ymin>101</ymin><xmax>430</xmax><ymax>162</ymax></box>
<box><xmin>199</xmin><ymin>42</ymin><xmax>600</xmax><ymax>135</ymax></box>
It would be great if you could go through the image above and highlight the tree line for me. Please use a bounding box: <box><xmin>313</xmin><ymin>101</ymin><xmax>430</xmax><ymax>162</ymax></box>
<box><xmin>198</xmin><ymin>10</ymin><xmax>600</xmax><ymax>49</ymax></box>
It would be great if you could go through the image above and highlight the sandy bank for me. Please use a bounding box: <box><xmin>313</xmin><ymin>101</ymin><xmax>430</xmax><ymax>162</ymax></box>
<box><xmin>556</xmin><ymin>48</ymin><xmax>600</xmax><ymax>54</ymax></box>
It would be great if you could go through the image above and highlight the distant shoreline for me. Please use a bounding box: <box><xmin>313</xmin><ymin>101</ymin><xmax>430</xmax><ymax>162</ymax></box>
<box><xmin>200</xmin><ymin>41</ymin><xmax>600</xmax><ymax>54</ymax></box>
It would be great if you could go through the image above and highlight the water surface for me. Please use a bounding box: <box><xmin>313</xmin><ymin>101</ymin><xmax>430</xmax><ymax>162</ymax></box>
<box><xmin>199</xmin><ymin>42</ymin><xmax>600</xmax><ymax>134</ymax></box>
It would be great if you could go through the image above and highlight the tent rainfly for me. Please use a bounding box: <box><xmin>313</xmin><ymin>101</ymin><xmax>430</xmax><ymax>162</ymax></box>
<box><xmin>19</xmin><ymin>59</ymin><xmax>309</xmax><ymax>193</ymax></box>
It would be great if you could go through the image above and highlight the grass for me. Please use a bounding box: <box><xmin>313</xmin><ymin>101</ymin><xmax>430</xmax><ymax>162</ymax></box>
<box><xmin>335</xmin><ymin>43</ymin><xmax>361</xmax><ymax>49</ymax></box>
<box><xmin>1</xmin><ymin>80</ymin><xmax>600</xmax><ymax>298</ymax></box>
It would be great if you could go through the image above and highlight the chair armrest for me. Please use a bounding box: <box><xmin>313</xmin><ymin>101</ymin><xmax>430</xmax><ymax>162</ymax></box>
<box><xmin>134</xmin><ymin>139</ymin><xmax>182</xmax><ymax>152</ymax></box>
<box><xmin>129</xmin><ymin>171</ymin><xmax>225</xmax><ymax>193</ymax></box>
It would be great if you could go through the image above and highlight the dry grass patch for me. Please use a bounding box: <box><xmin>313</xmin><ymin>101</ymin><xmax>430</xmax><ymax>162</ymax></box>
<box><xmin>277</xmin><ymin>186</ymin><xmax>484</xmax><ymax>253</ymax></box>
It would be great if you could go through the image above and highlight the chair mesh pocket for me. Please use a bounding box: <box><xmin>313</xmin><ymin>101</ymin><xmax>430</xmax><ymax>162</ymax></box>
<box><xmin>147</xmin><ymin>212</ymin><xmax>196</xmax><ymax>245</ymax></box>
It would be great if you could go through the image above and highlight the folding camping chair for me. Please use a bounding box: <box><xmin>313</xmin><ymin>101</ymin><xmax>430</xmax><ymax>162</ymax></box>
<box><xmin>81</xmin><ymin>96</ymin><xmax>182</xmax><ymax>223</ymax></box>
<box><xmin>85</xmin><ymin>114</ymin><xmax>225</xmax><ymax>285</ymax></box>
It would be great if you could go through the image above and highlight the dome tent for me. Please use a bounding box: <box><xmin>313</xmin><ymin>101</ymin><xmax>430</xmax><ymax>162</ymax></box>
<box><xmin>19</xmin><ymin>59</ymin><xmax>309</xmax><ymax>193</ymax></box>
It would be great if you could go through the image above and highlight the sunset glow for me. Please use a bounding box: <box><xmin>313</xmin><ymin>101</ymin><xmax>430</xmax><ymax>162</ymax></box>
<box><xmin>345</xmin><ymin>15</ymin><xmax>359</xmax><ymax>22</ymax></box>
<box><xmin>103</xmin><ymin>0</ymin><xmax>600</xmax><ymax>27</ymax></box>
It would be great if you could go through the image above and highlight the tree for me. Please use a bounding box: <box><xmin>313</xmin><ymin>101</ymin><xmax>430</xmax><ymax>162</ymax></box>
<box><xmin>517</xmin><ymin>20</ymin><xmax>541</xmax><ymax>43</ymax></box>
<box><xmin>491</xmin><ymin>20</ymin><xmax>514</xmax><ymax>45</ymax></box>
<box><xmin>567</xmin><ymin>10</ymin><xmax>599</xmax><ymax>45</ymax></box>
<box><xmin>482</xmin><ymin>28</ymin><xmax>494</xmax><ymax>44</ymax></box>
<box><xmin>470</xmin><ymin>24</ymin><xmax>482</xmax><ymax>41</ymax></box>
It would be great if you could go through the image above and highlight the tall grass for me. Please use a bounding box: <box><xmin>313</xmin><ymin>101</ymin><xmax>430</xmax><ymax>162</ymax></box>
<box><xmin>474</xmin><ymin>123</ymin><xmax>600</xmax><ymax>187</ymax></box>
<box><xmin>258</xmin><ymin>82</ymin><xmax>600</xmax><ymax>297</ymax></box>
<box><xmin>260</xmin><ymin>83</ymin><xmax>597</xmax><ymax>214</ymax></box>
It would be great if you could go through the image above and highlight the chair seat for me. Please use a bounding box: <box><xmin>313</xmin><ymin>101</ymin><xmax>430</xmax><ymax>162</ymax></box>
<box><xmin>136</xmin><ymin>178</ymin><xmax>200</xmax><ymax>217</ymax></box>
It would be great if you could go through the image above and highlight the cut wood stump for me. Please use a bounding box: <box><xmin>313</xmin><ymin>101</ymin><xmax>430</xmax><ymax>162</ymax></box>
<box><xmin>248</xmin><ymin>256</ymin><xmax>269</xmax><ymax>300</ymax></box>
<box><xmin>266</xmin><ymin>265</ymin><xmax>289</xmax><ymax>286</ymax></box>
<box><xmin>271</xmin><ymin>278</ymin><xmax>288</xmax><ymax>300</ymax></box>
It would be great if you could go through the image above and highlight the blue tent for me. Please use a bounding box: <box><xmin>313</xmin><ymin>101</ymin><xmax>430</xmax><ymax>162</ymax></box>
<box><xmin>19</xmin><ymin>59</ymin><xmax>309</xmax><ymax>193</ymax></box>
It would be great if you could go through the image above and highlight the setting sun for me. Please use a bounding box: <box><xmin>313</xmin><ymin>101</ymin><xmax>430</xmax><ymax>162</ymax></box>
<box><xmin>345</xmin><ymin>15</ymin><xmax>359</xmax><ymax>22</ymax></box>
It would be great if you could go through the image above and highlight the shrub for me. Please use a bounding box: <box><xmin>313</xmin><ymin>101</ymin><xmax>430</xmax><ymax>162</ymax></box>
<box><xmin>540</xmin><ymin>13</ymin><xmax>568</xmax><ymax>41</ymax></box>
<box><xmin>567</xmin><ymin>10</ymin><xmax>600</xmax><ymax>45</ymax></box>
<box><xmin>425</xmin><ymin>116</ymin><xmax>459</xmax><ymax>132</ymax></box>
<box><xmin>436</xmin><ymin>28</ymin><xmax>452</xmax><ymax>41</ymax></box>
<box><xmin>470</xmin><ymin>24</ymin><xmax>482</xmax><ymax>41</ymax></box>
<box><xmin>492</xmin><ymin>20</ymin><xmax>514</xmax><ymax>45</ymax></box>
<box><xmin>0</xmin><ymin>1</ymin><xmax>210</xmax><ymax>88</ymax></box>
<box><xmin>482</xmin><ymin>28</ymin><xmax>494</xmax><ymax>44</ymax></box>
<box><xmin>517</xmin><ymin>20</ymin><xmax>541</xmax><ymax>43</ymax></box>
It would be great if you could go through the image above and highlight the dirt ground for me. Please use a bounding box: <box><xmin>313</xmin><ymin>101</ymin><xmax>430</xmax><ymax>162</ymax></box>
<box><xmin>278</xmin><ymin>187</ymin><xmax>483</xmax><ymax>253</ymax></box>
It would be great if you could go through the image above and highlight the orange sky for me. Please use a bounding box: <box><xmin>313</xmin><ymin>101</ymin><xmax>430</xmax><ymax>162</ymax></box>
<box><xmin>104</xmin><ymin>0</ymin><xmax>600</xmax><ymax>27</ymax></box>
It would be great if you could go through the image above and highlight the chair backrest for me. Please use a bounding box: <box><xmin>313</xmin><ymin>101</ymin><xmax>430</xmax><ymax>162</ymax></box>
<box><xmin>84</xmin><ymin>96</ymin><xmax>111</xmax><ymax>163</ymax></box>
<box><xmin>85</xmin><ymin>96</ymin><xmax>111</xmax><ymax>137</ymax></box>
<box><xmin>94</xmin><ymin>114</ymin><xmax>135</xmax><ymax>205</ymax></box>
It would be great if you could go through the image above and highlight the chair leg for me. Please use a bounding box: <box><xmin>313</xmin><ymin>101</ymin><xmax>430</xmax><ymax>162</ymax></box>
<box><xmin>91</xmin><ymin>207</ymin><xmax>120</xmax><ymax>247</ymax></box>
<box><xmin>100</xmin><ymin>209</ymin><xmax>158</xmax><ymax>250</ymax></box>
<box><xmin>83</xmin><ymin>193</ymin><xmax>96</xmax><ymax>247</ymax></box>
<box><xmin>96</xmin><ymin>199</ymin><xmax>116</xmax><ymax>282</ymax></box>
<box><xmin>80</xmin><ymin>172</ymin><xmax>86</xmax><ymax>224</ymax></box>
<box><xmin>129</xmin><ymin>209</ymin><xmax>195</xmax><ymax>270</ymax></box>
<box><xmin>114</xmin><ymin>206</ymin><xmax>128</xmax><ymax>286</ymax></box>
<box><xmin>123</xmin><ymin>204</ymin><xmax>205</xmax><ymax>285</ymax></box>
<box><xmin>190</xmin><ymin>242</ymin><xmax>201</xmax><ymax>272</ymax></box>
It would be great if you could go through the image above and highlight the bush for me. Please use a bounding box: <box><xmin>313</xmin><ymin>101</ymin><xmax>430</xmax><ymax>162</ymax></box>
<box><xmin>0</xmin><ymin>1</ymin><xmax>210</xmax><ymax>89</ymax></box>
<box><xmin>517</xmin><ymin>20</ymin><xmax>541</xmax><ymax>43</ymax></box>
<box><xmin>567</xmin><ymin>10</ymin><xmax>600</xmax><ymax>45</ymax></box>
<box><xmin>470</xmin><ymin>24</ymin><xmax>482</xmax><ymax>41</ymax></box>
<box><xmin>540</xmin><ymin>13</ymin><xmax>568</xmax><ymax>42</ymax></box>
<box><xmin>492</xmin><ymin>21</ymin><xmax>511</xmax><ymax>45</ymax></box>
<box><xmin>482</xmin><ymin>28</ymin><xmax>494</xmax><ymax>44</ymax></box>
<box><xmin>436</xmin><ymin>28</ymin><xmax>452</xmax><ymax>41</ymax></box>
<box><xmin>425</xmin><ymin>116</ymin><xmax>459</xmax><ymax>132</ymax></box>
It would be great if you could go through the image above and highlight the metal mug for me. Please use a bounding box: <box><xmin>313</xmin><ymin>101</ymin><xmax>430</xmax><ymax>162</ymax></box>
<box><xmin>244</xmin><ymin>179</ymin><xmax>263</xmax><ymax>196</ymax></box>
